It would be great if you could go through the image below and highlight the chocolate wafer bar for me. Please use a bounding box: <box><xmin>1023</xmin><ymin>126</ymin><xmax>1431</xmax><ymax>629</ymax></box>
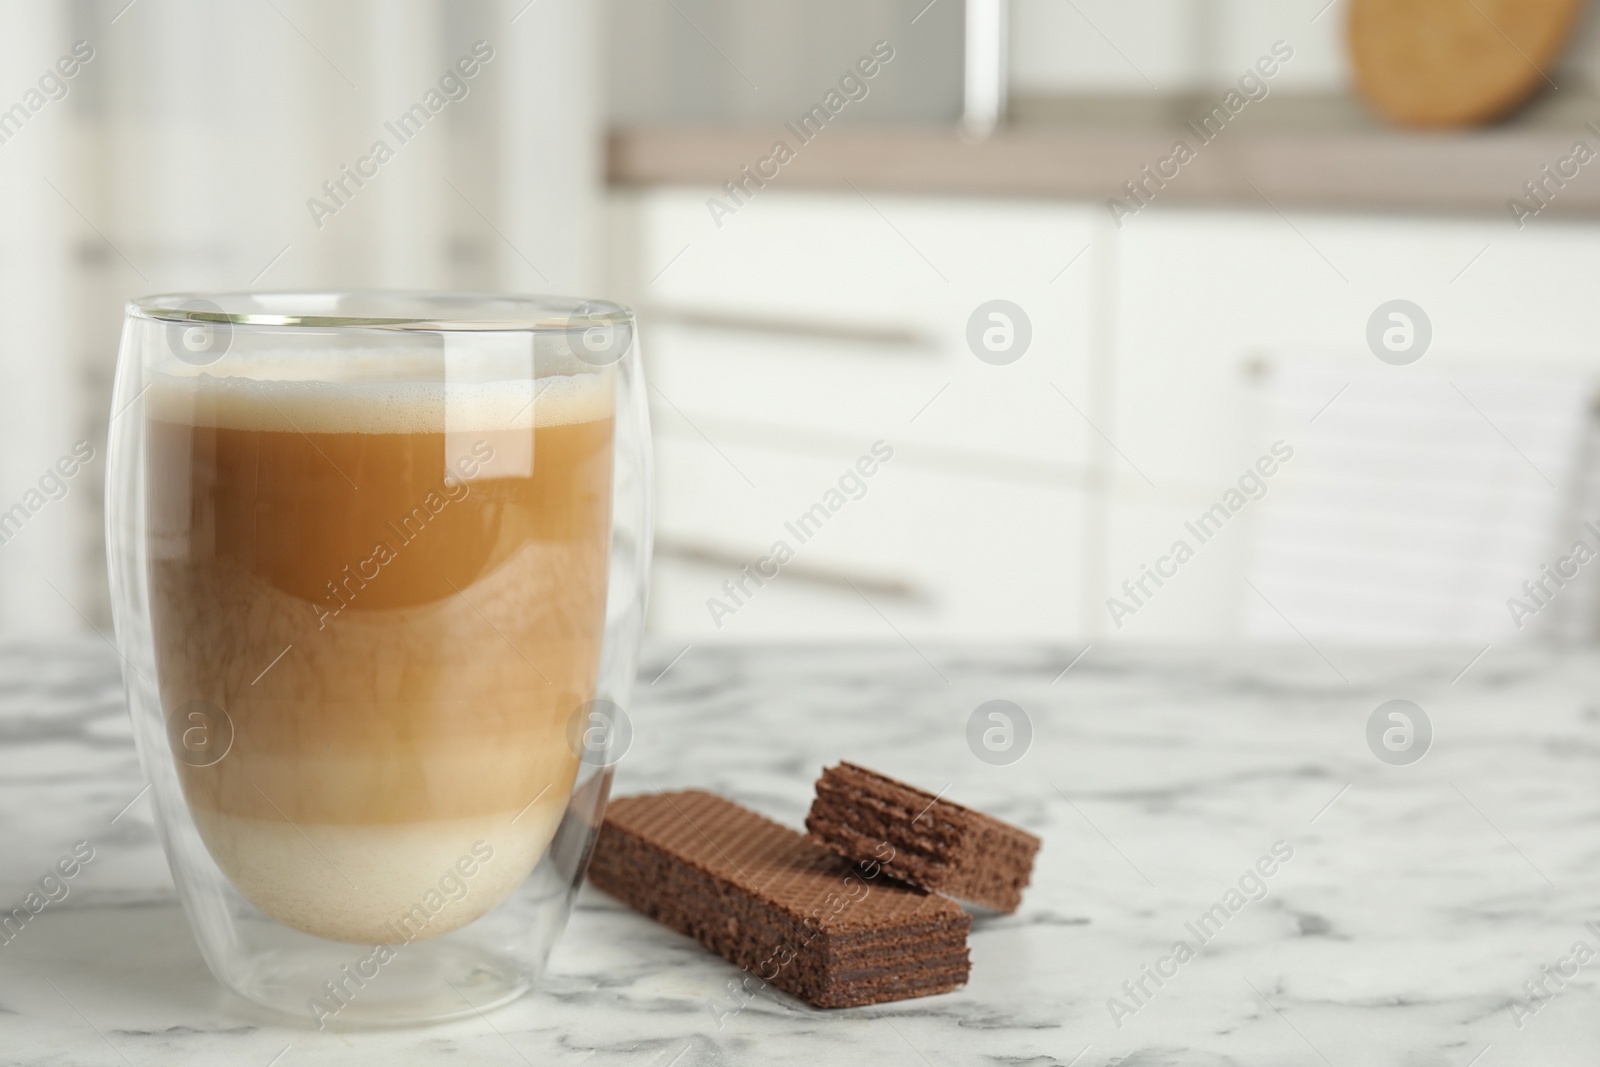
<box><xmin>587</xmin><ymin>790</ymin><xmax>970</xmax><ymax>1008</ymax></box>
<box><xmin>806</xmin><ymin>762</ymin><xmax>1040</xmax><ymax>913</ymax></box>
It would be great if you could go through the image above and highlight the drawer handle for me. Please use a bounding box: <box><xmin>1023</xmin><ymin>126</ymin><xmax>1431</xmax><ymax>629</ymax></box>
<box><xmin>646</xmin><ymin>307</ymin><xmax>928</xmax><ymax>350</ymax></box>
<box><xmin>656</xmin><ymin>538</ymin><xmax>927</xmax><ymax>602</ymax></box>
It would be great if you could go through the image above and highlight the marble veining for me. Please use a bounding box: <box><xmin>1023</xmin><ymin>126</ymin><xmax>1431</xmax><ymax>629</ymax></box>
<box><xmin>2</xmin><ymin>637</ymin><xmax>1599</xmax><ymax>1064</ymax></box>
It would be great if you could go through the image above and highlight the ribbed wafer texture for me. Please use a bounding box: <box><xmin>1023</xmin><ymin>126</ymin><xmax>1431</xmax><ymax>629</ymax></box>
<box><xmin>805</xmin><ymin>762</ymin><xmax>1041</xmax><ymax>913</ymax></box>
<box><xmin>587</xmin><ymin>790</ymin><xmax>970</xmax><ymax>1008</ymax></box>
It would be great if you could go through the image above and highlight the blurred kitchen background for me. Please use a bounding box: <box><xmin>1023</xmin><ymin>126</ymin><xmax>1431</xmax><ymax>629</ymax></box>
<box><xmin>5</xmin><ymin>0</ymin><xmax>1600</xmax><ymax>647</ymax></box>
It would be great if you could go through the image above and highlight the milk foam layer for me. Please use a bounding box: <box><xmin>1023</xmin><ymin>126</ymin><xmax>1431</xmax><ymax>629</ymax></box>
<box><xmin>148</xmin><ymin>349</ymin><xmax>612</xmax><ymax>434</ymax></box>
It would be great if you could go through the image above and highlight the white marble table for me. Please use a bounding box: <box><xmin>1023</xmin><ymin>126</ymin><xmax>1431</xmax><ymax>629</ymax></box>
<box><xmin>2</xmin><ymin>637</ymin><xmax>1598</xmax><ymax>1065</ymax></box>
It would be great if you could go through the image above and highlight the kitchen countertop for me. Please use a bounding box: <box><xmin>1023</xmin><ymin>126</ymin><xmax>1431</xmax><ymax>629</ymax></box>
<box><xmin>2</xmin><ymin>637</ymin><xmax>1599</xmax><ymax>1064</ymax></box>
<box><xmin>608</xmin><ymin>101</ymin><xmax>1600</xmax><ymax>217</ymax></box>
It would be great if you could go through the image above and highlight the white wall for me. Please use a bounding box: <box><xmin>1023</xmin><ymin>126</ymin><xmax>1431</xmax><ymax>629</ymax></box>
<box><xmin>0</xmin><ymin>0</ymin><xmax>600</xmax><ymax>636</ymax></box>
<box><xmin>0</xmin><ymin>1</ymin><xmax>80</xmax><ymax>633</ymax></box>
<box><xmin>1009</xmin><ymin>0</ymin><xmax>1600</xmax><ymax>98</ymax></box>
<box><xmin>604</xmin><ymin>0</ymin><xmax>964</xmax><ymax>124</ymax></box>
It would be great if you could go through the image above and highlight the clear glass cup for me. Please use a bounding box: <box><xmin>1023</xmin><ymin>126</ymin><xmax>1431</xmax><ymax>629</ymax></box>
<box><xmin>104</xmin><ymin>292</ymin><xmax>651</xmax><ymax>1027</ymax></box>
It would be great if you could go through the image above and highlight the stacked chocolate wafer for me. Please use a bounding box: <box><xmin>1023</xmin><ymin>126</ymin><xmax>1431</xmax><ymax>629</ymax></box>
<box><xmin>806</xmin><ymin>762</ymin><xmax>1041</xmax><ymax>914</ymax></box>
<box><xmin>586</xmin><ymin>763</ymin><xmax>1040</xmax><ymax>1008</ymax></box>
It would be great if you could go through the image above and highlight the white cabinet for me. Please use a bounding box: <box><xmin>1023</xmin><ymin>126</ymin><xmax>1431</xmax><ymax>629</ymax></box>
<box><xmin>607</xmin><ymin>188</ymin><xmax>1097</xmax><ymax>640</ymax></box>
<box><xmin>1102</xmin><ymin>210</ymin><xmax>1600</xmax><ymax>641</ymax></box>
<box><xmin>607</xmin><ymin>188</ymin><xmax>1600</xmax><ymax>642</ymax></box>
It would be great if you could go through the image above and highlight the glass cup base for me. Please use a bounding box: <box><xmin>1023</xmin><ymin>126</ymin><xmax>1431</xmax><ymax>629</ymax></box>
<box><xmin>234</xmin><ymin>936</ymin><xmax>531</xmax><ymax>1029</ymax></box>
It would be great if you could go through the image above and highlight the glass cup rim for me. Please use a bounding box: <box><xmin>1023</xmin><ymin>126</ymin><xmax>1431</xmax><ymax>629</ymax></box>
<box><xmin>127</xmin><ymin>290</ymin><xmax>634</xmax><ymax>333</ymax></box>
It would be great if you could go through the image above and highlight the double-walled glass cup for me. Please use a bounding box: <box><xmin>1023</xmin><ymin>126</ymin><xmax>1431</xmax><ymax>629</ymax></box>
<box><xmin>105</xmin><ymin>292</ymin><xmax>651</xmax><ymax>1026</ymax></box>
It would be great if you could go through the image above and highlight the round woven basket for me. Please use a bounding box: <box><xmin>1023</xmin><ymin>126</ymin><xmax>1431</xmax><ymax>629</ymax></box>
<box><xmin>1348</xmin><ymin>0</ymin><xmax>1586</xmax><ymax>127</ymax></box>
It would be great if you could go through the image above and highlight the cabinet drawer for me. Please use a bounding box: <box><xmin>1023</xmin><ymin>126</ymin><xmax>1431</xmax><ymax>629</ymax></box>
<box><xmin>630</xmin><ymin>188</ymin><xmax>1099</xmax><ymax>466</ymax></box>
<box><xmin>645</xmin><ymin>318</ymin><xmax>1094</xmax><ymax>471</ymax></box>
<box><xmin>650</xmin><ymin>435</ymin><xmax>1085</xmax><ymax>639</ymax></box>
